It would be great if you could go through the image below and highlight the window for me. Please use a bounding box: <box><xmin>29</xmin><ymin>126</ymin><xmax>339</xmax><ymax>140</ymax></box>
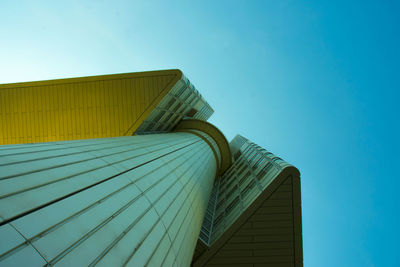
<box><xmin>225</xmin><ymin>178</ymin><xmax>236</xmax><ymax>190</ymax></box>
<box><xmin>172</xmin><ymin>102</ymin><xmax>182</xmax><ymax>113</ymax></box>
<box><xmin>216</xmin><ymin>199</ymin><xmax>225</xmax><ymax>210</ymax></box>
<box><xmin>234</xmin><ymin>150</ymin><xmax>242</xmax><ymax>161</ymax></box>
<box><xmin>152</xmin><ymin>110</ymin><xmax>166</xmax><ymax>123</ymax></box>
<box><xmin>225</xmin><ymin>185</ymin><xmax>238</xmax><ymax>200</ymax></box>
<box><xmin>256</xmin><ymin>162</ymin><xmax>273</xmax><ymax>180</ymax></box>
<box><xmin>214</xmin><ymin>212</ymin><xmax>225</xmax><ymax>228</ymax></box>
<box><xmin>225</xmin><ymin>196</ymin><xmax>240</xmax><ymax>214</ymax></box>
<box><xmin>252</xmin><ymin>157</ymin><xmax>265</xmax><ymax>170</ymax></box>
<box><xmin>238</xmin><ymin>171</ymin><xmax>251</xmax><ymax>186</ymax></box>
<box><xmin>241</xmin><ymin>179</ymin><xmax>256</xmax><ymax>198</ymax></box>
<box><xmin>236</xmin><ymin>164</ymin><xmax>248</xmax><ymax>177</ymax></box>
<box><xmin>166</xmin><ymin>97</ymin><xmax>176</xmax><ymax>108</ymax></box>
<box><xmin>145</xmin><ymin>122</ymin><xmax>156</xmax><ymax>131</ymax></box>
<box><xmin>199</xmin><ymin>231</ymin><xmax>208</xmax><ymax>242</ymax></box>
<box><xmin>163</xmin><ymin>112</ymin><xmax>173</xmax><ymax>123</ymax></box>
<box><xmin>186</xmin><ymin>108</ymin><xmax>197</xmax><ymax>118</ymax></box>
<box><xmin>175</xmin><ymin>84</ymin><xmax>187</xmax><ymax>97</ymax></box>
<box><xmin>272</xmin><ymin>157</ymin><xmax>283</xmax><ymax>163</ymax></box>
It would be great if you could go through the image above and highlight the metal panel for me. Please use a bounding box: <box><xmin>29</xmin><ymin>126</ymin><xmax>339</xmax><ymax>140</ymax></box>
<box><xmin>0</xmin><ymin>70</ymin><xmax>181</xmax><ymax>145</ymax></box>
<box><xmin>192</xmin><ymin>135</ymin><xmax>302</xmax><ymax>267</ymax></box>
<box><xmin>0</xmin><ymin>224</ymin><xmax>25</xmax><ymax>255</ymax></box>
<box><xmin>0</xmin><ymin>131</ymin><xmax>220</xmax><ymax>266</ymax></box>
<box><xmin>135</xmin><ymin>74</ymin><xmax>214</xmax><ymax>134</ymax></box>
<box><xmin>0</xmin><ymin>242</ymin><xmax>47</xmax><ymax>266</ymax></box>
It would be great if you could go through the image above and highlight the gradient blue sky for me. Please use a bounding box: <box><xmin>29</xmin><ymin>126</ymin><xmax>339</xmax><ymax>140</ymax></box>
<box><xmin>1</xmin><ymin>1</ymin><xmax>399</xmax><ymax>266</ymax></box>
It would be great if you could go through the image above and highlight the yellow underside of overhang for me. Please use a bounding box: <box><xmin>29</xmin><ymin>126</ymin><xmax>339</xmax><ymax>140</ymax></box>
<box><xmin>0</xmin><ymin>69</ymin><xmax>182</xmax><ymax>145</ymax></box>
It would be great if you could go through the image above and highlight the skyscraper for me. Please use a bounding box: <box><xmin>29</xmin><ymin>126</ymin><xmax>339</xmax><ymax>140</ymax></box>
<box><xmin>0</xmin><ymin>70</ymin><xmax>302</xmax><ymax>266</ymax></box>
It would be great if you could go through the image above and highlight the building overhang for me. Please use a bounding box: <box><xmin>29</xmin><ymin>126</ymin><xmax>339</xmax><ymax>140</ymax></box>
<box><xmin>192</xmin><ymin>165</ymin><xmax>303</xmax><ymax>266</ymax></box>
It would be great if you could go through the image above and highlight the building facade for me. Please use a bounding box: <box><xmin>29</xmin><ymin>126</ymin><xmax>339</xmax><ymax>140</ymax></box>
<box><xmin>0</xmin><ymin>70</ymin><xmax>302</xmax><ymax>266</ymax></box>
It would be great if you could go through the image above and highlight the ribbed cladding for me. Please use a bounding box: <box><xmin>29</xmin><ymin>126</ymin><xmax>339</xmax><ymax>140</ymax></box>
<box><xmin>134</xmin><ymin>73</ymin><xmax>214</xmax><ymax>134</ymax></box>
<box><xmin>184</xmin><ymin>129</ymin><xmax>222</xmax><ymax>171</ymax></box>
<box><xmin>194</xmin><ymin>134</ymin><xmax>294</xmax><ymax>245</ymax></box>
<box><xmin>192</xmin><ymin>134</ymin><xmax>302</xmax><ymax>267</ymax></box>
<box><xmin>174</xmin><ymin>119</ymin><xmax>232</xmax><ymax>177</ymax></box>
<box><xmin>198</xmin><ymin>179</ymin><xmax>219</xmax><ymax>245</ymax></box>
<box><xmin>210</xmin><ymin>134</ymin><xmax>290</xmax><ymax>243</ymax></box>
<box><xmin>0</xmin><ymin>70</ymin><xmax>181</xmax><ymax>145</ymax></box>
<box><xmin>198</xmin><ymin>176</ymin><xmax>301</xmax><ymax>267</ymax></box>
<box><xmin>0</xmin><ymin>132</ymin><xmax>217</xmax><ymax>267</ymax></box>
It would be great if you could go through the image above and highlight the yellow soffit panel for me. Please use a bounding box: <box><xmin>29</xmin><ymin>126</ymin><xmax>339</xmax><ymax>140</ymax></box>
<box><xmin>0</xmin><ymin>69</ymin><xmax>183</xmax><ymax>145</ymax></box>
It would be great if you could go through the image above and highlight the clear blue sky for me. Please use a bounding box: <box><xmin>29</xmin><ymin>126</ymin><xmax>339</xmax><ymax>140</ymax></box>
<box><xmin>1</xmin><ymin>1</ymin><xmax>399</xmax><ymax>266</ymax></box>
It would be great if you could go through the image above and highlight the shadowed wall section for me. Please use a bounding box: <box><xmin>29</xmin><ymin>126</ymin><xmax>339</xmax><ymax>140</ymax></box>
<box><xmin>192</xmin><ymin>135</ymin><xmax>302</xmax><ymax>267</ymax></box>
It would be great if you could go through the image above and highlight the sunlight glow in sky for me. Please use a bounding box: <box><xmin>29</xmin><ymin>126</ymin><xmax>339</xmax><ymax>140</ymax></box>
<box><xmin>1</xmin><ymin>1</ymin><xmax>399</xmax><ymax>266</ymax></box>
